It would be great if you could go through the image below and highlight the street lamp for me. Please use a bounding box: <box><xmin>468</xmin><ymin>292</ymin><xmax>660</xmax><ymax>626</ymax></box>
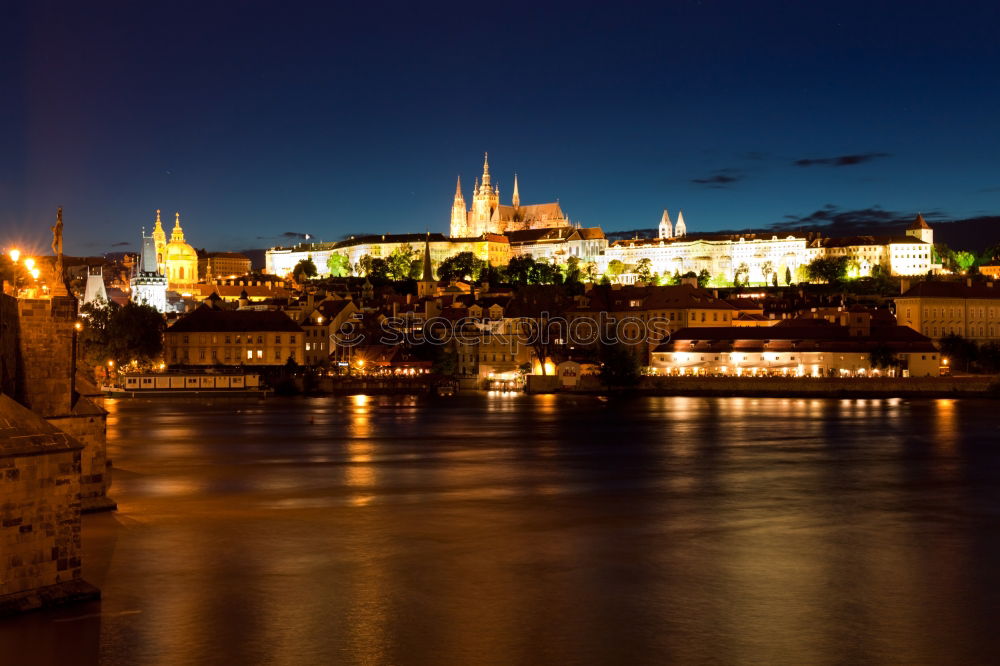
<box><xmin>8</xmin><ymin>249</ymin><xmax>19</xmax><ymax>263</ymax></box>
<box><xmin>23</xmin><ymin>257</ymin><xmax>35</xmax><ymax>271</ymax></box>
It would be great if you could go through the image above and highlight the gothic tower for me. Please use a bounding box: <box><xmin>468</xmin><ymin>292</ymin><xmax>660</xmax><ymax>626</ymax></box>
<box><xmin>469</xmin><ymin>153</ymin><xmax>500</xmax><ymax>235</ymax></box>
<box><xmin>417</xmin><ymin>234</ymin><xmax>436</xmax><ymax>298</ymax></box>
<box><xmin>658</xmin><ymin>210</ymin><xmax>673</xmax><ymax>239</ymax></box>
<box><xmin>450</xmin><ymin>176</ymin><xmax>468</xmax><ymax>237</ymax></box>
<box><xmin>674</xmin><ymin>211</ymin><xmax>687</xmax><ymax>238</ymax></box>
<box><xmin>512</xmin><ymin>173</ymin><xmax>520</xmax><ymax>209</ymax></box>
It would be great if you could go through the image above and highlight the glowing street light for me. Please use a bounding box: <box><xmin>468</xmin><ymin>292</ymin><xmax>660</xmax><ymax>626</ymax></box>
<box><xmin>8</xmin><ymin>249</ymin><xmax>19</xmax><ymax>263</ymax></box>
<box><xmin>29</xmin><ymin>268</ymin><xmax>39</xmax><ymax>280</ymax></box>
<box><xmin>107</xmin><ymin>360</ymin><xmax>115</xmax><ymax>368</ymax></box>
<box><xmin>23</xmin><ymin>257</ymin><xmax>35</xmax><ymax>271</ymax></box>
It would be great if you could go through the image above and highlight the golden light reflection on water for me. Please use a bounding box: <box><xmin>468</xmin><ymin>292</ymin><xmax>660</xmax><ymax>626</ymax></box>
<box><xmin>14</xmin><ymin>394</ymin><xmax>996</xmax><ymax>665</ymax></box>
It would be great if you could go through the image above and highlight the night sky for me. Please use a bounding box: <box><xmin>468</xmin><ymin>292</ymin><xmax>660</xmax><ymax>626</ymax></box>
<box><xmin>3</xmin><ymin>0</ymin><xmax>999</xmax><ymax>256</ymax></box>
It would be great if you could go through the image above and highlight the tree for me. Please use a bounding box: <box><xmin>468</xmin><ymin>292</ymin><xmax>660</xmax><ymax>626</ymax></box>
<box><xmin>480</xmin><ymin>263</ymin><xmax>506</xmax><ymax>286</ymax></box>
<box><xmin>605</xmin><ymin>259</ymin><xmax>626</xmax><ymax>282</ymax></box>
<box><xmin>582</xmin><ymin>261</ymin><xmax>599</xmax><ymax>282</ymax></box>
<box><xmin>734</xmin><ymin>263</ymin><xmax>750</xmax><ymax>287</ymax></box>
<box><xmin>784</xmin><ymin>266</ymin><xmax>792</xmax><ymax>286</ymax></box>
<box><xmin>635</xmin><ymin>258</ymin><xmax>653</xmax><ymax>283</ymax></box>
<box><xmin>386</xmin><ymin>244</ymin><xmax>418</xmax><ymax>281</ymax></box>
<box><xmin>326</xmin><ymin>253</ymin><xmax>351</xmax><ymax>278</ymax></box>
<box><xmin>80</xmin><ymin>299</ymin><xmax>164</xmax><ymax>369</ymax></box>
<box><xmin>357</xmin><ymin>255</ymin><xmax>389</xmax><ymax>281</ymax></box>
<box><xmin>506</xmin><ymin>256</ymin><xmax>537</xmax><ymax>285</ymax></box>
<box><xmin>598</xmin><ymin>343</ymin><xmax>641</xmax><ymax>388</ymax></box>
<box><xmin>293</xmin><ymin>258</ymin><xmax>317</xmax><ymax>283</ymax></box>
<box><xmin>438</xmin><ymin>252</ymin><xmax>487</xmax><ymax>282</ymax></box>
<box><xmin>805</xmin><ymin>256</ymin><xmax>850</xmax><ymax>284</ymax></box>
<box><xmin>761</xmin><ymin>260</ymin><xmax>774</xmax><ymax>285</ymax></box>
<box><xmin>868</xmin><ymin>344</ymin><xmax>899</xmax><ymax>371</ymax></box>
<box><xmin>939</xmin><ymin>333</ymin><xmax>978</xmax><ymax>373</ymax></box>
<box><xmin>953</xmin><ymin>250</ymin><xmax>977</xmax><ymax>273</ymax></box>
<box><xmin>563</xmin><ymin>256</ymin><xmax>583</xmax><ymax>284</ymax></box>
<box><xmin>697</xmin><ymin>269</ymin><xmax>711</xmax><ymax>288</ymax></box>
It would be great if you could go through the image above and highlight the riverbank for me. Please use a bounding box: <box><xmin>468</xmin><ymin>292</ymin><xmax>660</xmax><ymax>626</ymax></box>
<box><xmin>526</xmin><ymin>374</ymin><xmax>999</xmax><ymax>398</ymax></box>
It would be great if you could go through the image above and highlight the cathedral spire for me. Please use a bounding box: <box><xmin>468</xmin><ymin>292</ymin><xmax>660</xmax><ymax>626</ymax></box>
<box><xmin>421</xmin><ymin>233</ymin><xmax>433</xmax><ymax>282</ymax></box>
<box><xmin>674</xmin><ymin>210</ymin><xmax>686</xmax><ymax>237</ymax></box>
<box><xmin>481</xmin><ymin>152</ymin><xmax>491</xmax><ymax>188</ymax></box>
<box><xmin>512</xmin><ymin>173</ymin><xmax>520</xmax><ymax>208</ymax></box>
<box><xmin>454</xmin><ymin>175</ymin><xmax>463</xmax><ymax>199</ymax></box>
<box><xmin>658</xmin><ymin>209</ymin><xmax>672</xmax><ymax>239</ymax></box>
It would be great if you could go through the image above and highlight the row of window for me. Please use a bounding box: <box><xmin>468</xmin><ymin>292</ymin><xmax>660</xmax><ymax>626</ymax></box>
<box><xmin>924</xmin><ymin>326</ymin><xmax>993</xmax><ymax>338</ymax></box>
<box><xmin>178</xmin><ymin>334</ymin><xmax>297</xmax><ymax>345</ymax></box>
<box><xmin>170</xmin><ymin>348</ymin><xmax>298</xmax><ymax>362</ymax></box>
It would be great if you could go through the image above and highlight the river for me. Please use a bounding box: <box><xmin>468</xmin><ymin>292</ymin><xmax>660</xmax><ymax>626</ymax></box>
<box><xmin>2</xmin><ymin>394</ymin><xmax>999</xmax><ymax>665</ymax></box>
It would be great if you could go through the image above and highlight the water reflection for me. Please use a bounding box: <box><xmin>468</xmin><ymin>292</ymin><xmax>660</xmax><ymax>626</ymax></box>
<box><xmin>1</xmin><ymin>395</ymin><xmax>999</xmax><ymax>664</ymax></box>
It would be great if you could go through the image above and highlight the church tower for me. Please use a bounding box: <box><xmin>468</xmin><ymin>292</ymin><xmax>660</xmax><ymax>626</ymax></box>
<box><xmin>151</xmin><ymin>209</ymin><xmax>167</xmax><ymax>275</ymax></box>
<box><xmin>470</xmin><ymin>153</ymin><xmax>500</xmax><ymax>235</ymax></box>
<box><xmin>132</xmin><ymin>229</ymin><xmax>168</xmax><ymax>312</ymax></box>
<box><xmin>658</xmin><ymin>210</ymin><xmax>672</xmax><ymax>239</ymax></box>
<box><xmin>674</xmin><ymin>211</ymin><xmax>687</xmax><ymax>237</ymax></box>
<box><xmin>512</xmin><ymin>173</ymin><xmax>520</xmax><ymax>209</ymax></box>
<box><xmin>450</xmin><ymin>176</ymin><xmax>468</xmax><ymax>237</ymax></box>
<box><xmin>906</xmin><ymin>213</ymin><xmax>933</xmax><ymax>245</ymax></box>
<box><xmin>417</xmin><ymin>234</ymin><xmax>436</xmax><ymax>298</ymax></box>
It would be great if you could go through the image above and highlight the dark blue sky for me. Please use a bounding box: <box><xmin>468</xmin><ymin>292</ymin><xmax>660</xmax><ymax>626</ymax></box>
<box><xmin>3</xmin><ymin>0</ymin><xmax>999</xmax><ymax>256</ymax></box>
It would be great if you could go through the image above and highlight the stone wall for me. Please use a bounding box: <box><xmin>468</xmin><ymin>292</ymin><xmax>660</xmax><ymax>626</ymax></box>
<box><xmin>0</xmin><ymin>395</ymin><xmax>99</xmax><ymax>615</ymax></box>
<box><xmin>16</xmin><ymin>298</ymin><xmax>76</xmax><ymax>417</ymax></box>
<box><xmin>47</xmin><ymin>397</ymin><xmax>114</xmax><ymax>513</ymax></box>
<box><xmin>12</xmin><ymin>296</ymin><xmax>114</xmax><ymax>511</ymax></box>
<box><xmin>0</xmin><ymin>293</ymin><xmax>24</xmax><ymax>404</ymax></box>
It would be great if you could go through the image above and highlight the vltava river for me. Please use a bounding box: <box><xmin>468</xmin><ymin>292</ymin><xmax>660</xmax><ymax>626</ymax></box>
<box><xmin>2</xmin><ymin>394</ymin><xmax>1000</xmax><ymax>665</ymax></box>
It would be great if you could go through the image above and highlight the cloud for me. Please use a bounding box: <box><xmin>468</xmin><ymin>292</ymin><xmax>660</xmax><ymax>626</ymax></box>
<box><xmin>978</xmin><ymin>185</ymin><xmax>1000</xmax><ymax>193</ymax></box>
<box><xmin>792</xmin><ymin>152</ymin><xmax>891</xmax><ymax>167</ymax></box>
<box><xmin>256</xmin><ymin>231</ymin><xmax>311</xmax><ymax>240</ymax></box>
<box><xmin>691</xmin><ymin>168</ymin><xmax>744</xmax><ymax>188</ymax></box>
<box><xmin>770</xmin><ymin>204</ymin><xmax>946</xmax><ymax>234</ymax></box>
<box><xmin>110</xmin><ymin>241</ymin><xmax>130</xmax><ymax>247</ymax></box>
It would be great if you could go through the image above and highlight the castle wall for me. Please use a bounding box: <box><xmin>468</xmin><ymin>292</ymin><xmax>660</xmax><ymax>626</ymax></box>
<box><xmin>16</xmin><ymin>298</ymin><xmax>76</xmax><ymax>417</ymax></box>
<box><xmin>0</xmin><ymin>396</ymin><xmax>99</xmax><ymax>616</ymax></box>
<box><xmin>14</xmin><ymin>296</ymin><xmax>114</xmax><ymax>511</ymax></box>
<box><xmin>47</xmin><ymin>398</ymin><xmax>114</xmax><ymax>513</ymax></box>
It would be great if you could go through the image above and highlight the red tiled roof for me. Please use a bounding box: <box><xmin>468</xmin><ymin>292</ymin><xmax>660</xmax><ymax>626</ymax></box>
<box><xmin>166</xmin><ymin>306</ymin><xmax>303</xmax><ymax>333</ymax></box>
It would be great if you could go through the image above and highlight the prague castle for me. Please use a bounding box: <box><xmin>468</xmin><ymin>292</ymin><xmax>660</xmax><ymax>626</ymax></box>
<box><xmin>450</xmin><ymin>154</ymin><xmax>569</xmax><ymax>237</ymax></box>
<box><xmin>600</xmin><ymin>211</ymin><xmax>937</xmax><ymax>284</ymax></box>
<box><xmin>266</xmin><ymin>153</ymin><xmax>938</xmax><ymax>284</ymax></box>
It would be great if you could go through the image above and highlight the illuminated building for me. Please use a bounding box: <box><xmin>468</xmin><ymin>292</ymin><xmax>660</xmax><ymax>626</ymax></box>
<box><xmin>450</xmin><ymin>154</ymin><xmax>569</xmax><ymax>237</ymax></box>
<box><xmin>651</xmin><ymin>318</ymin><xmax>941</xmax><ymax>376</ymax></box>
<box><xmin>199</xmin><ymin>251</ymin><xmax>252</xmax><ymax>280</ymax></box>
<box><xmin>163</xmin><ymin>307</ymin><xmax>304</xmax><ymax>366</ymax></box>
<box><xmin>130</xmin><ymin>230</ymin><xmax>168</xmax><ymax>312</ymax></box>
<box><xmin>266</xmin><ymin>233</ymin><xmax>510</xmax><ymax>279</ymax></box>
<box><xmin>602</xmin><ymin>213</ymin><xmax>937</xmax><ymax>283</ymax></box>
<box><xmin>895</xmin><ymin>279</ymin><xmax>1000</xmax><ymax>341</ymax></box>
